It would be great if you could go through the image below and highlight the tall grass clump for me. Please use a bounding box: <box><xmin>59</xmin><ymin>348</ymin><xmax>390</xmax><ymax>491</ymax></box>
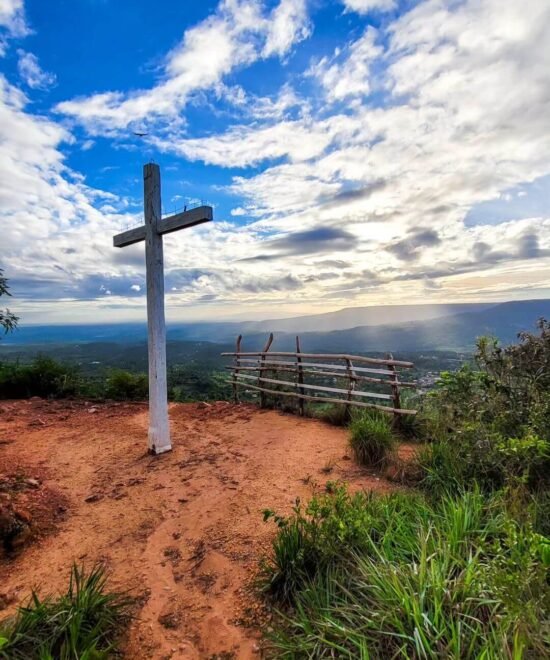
<box><xmin>349</xmin><ymin>409</ymin><xmax>397</xmax><ymax>466</ymax></box>
<box><xmin>0</xmin><ymin>564</ymin><xmax>131</xmax><ymax>659</ymax></box>
<box><xmin>262</xmin><ymin>486</ymin><xmax>550</xmax><ymax>658</ymax></box>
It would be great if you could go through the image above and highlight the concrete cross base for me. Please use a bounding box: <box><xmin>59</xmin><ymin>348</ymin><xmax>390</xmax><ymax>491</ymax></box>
<box><xmin>149</xmin><ymin>443</ymin><xmax>172</xmax><ymax>456</ymax></box>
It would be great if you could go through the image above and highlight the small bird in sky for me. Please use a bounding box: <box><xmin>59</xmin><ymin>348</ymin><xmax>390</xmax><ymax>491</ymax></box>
<box><xmin>133</xmin><ymin>131</ymin><xmax>148</xmax><ymax>137</ymax></box>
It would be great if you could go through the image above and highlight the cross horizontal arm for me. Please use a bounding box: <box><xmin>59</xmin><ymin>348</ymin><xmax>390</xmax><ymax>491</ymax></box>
<box><xmin>158</xmin><ymin>205</ymin><xmax>213</xmax><ymax>237</ymax></box>
<box><xmin>113</xmin><ymin>225</ymin><xmax>146</xmax><ymax>248</ymax></box>
<box><xmin>113</xmin><ymin>205</ymin><xmax>213</xmax><ymax>248</ymax></box>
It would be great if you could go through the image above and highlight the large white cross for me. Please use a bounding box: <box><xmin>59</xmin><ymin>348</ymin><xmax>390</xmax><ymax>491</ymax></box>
<box><xmin>113</xmin><ymin>163</ymin><xmax>213</xmax><ymax>454</ymax></box>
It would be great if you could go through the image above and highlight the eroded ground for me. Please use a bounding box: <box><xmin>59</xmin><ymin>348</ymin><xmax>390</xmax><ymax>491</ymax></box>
<box><xmin>0</xmin><ymin>399</ymin><xmax>398</xmax><ymax>658</ymax></box>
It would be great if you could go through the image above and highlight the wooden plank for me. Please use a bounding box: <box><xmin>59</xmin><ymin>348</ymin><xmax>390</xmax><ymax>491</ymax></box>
<box><xmin>144</xmin><ymin>163</ymin><xmax>170</xmax><ymax>455</ymax></box>
<box><xmin>235</xmin><ymin>358</ymin><xmax>396</xmax><ymax>377</ymax></box>
<box><xmin>233</xmin><ymin>372</ymin><xmax>392</xmax><ymax>400</ymax></box>
<box><xmin>224</xmin><ymin>365</ymin><xmax>416</xmax><ymax>388</ymax></box>
<box><xmin>113</xmin><ymin>225</ymin><xmax>146</xmax><ymax>248</ymax></box>
<box><xmin>226</xmin><ymin>380</ymin><xmax>417</xmax><ymax>415</ymax></box>
<box><xmin>158</xmin><ymin>205</ymin><xmax>213</xmax><ymax>236</ymax></box>
<box><xmin>222</xmin><ymin>351</ymin><xmax>413</xmax><ymax>368</ymax></box>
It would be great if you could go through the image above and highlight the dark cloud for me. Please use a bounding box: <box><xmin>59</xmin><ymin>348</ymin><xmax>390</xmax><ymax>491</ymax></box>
<box><xmin>389</xmin><ymin>229</ymin><xmax>550</xmax><ymax>285</ymax></box>
<box><xmin>518</xmin><ymin>232</ymin><xmax>544</xmax><ymax>259</ymax></box>
<box><xmin>321</xmin><ymin>180</ymin><xmax>387</xmax><ymax>209</ymax></box>
<box><xmin>11</xmin><ymin>274</ymin><xmax>147</xmax><ymax>301</ymax></box>
<box><xmin>239</xmin><ymin>225</ymin><xmax>356</xmax><ymax>262</ymax></box>
<box><xmin>304</xmin><ymin>271</ymin><xmax>339</xmax><ymax>283</ymax></box>
<box><xmin>238</xmin><ymin>274</ymin><xmax>303</xmax><ymax>293</ymax></box>
<box><xmin>472</xmin><ymin>231</ymin><xmax>549</xmax><ymax>267</ymax></box>
<box><xmin>430</xmin><ymin>205</ymin><xmax>452</xmax><ymax>215</ymax></box>
<box><xmin>313</xmin><ymin>259</ymin><xmax>350</xmax><ymax>269</ymax></box>
<box><xmin>388</xmin><ymin>227</ymin><xmax>441</xmax><ymax>261</ymax></box>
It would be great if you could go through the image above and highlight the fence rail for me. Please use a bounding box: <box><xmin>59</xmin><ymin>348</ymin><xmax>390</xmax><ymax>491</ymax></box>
<box><xmin>222</xmin><ymin>334</ymin><xmax>417</xmax><ymax>420</ymax></box>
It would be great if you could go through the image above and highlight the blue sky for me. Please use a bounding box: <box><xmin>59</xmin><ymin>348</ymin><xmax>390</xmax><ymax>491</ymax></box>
<box><xmin>1</xmin><ymin>0</ymin><xmax>550</xmax><ymax>324</ymax></box>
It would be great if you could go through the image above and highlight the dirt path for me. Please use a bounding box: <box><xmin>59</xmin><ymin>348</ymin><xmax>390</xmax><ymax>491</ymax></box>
<box><xmin>0</xmin><ymin>399</ymin><xmax>397</xmax><ymax>658</ymax></box>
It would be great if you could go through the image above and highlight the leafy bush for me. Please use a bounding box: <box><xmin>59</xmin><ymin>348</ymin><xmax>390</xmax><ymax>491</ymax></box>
<box><xmin>349</xmin><ymin>409</ymin><xmax>397</xmax><ymax>466</ymax></box>
<box><xmin>0</xmin><ymin>356</ymin><xmax>79</xmax><ymax>399</ymax></box>
<box><xmin>263</xmin><ymin>486</ymin><xmax>550</xmax><ymax>658</ymax></box>
<box><xmin>0</xmin><ymin>564</ymin><xmax>131</xmax><ymax>659</ymax></box>
<box><xmin>104</xmin><ymin>369</ymin><xmax>148</xmax><ymax>401</ymax></box>
<box><xmin>413</xmin><ymin>322</ymin><xmax>550</xmax><ymax>496</ymax></box>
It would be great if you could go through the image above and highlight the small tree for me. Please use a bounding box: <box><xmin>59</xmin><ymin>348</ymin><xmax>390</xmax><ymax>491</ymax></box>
<box><xmin>0</xmin><ymin>268</ymin><xmax>19</xmax><ymax>336</ymax></box>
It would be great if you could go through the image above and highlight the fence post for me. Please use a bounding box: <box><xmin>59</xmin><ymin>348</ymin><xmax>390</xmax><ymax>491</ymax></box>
<box><xmin>345</xmin><ymin>358</ymin><xmax>356</xmax><ymax>420</ymax></box>
<box><xmin>296</xmin><ymin>336</ymin><xmax>305</xmax><ymax>416</ymax></box>
<box><xmin>259</xmin><ymin>333</ymin><xmax>274</xmax><ymax>408</ymax></box>
<box><xmin>233</xmin><ymin>335</ymin><xmax>242</xmax><ymax>403</ymax></box>
<box><xmin>386</xmin><ymin>352</ymin><xmax>401</xmax><ymax>429</ymax></box>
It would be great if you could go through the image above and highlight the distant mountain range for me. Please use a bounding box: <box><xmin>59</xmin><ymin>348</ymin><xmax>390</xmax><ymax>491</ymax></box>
<box><xmin>2</xmin><ymin>299</ymin><xmax>550</xmax><ymax>353</ymax></box>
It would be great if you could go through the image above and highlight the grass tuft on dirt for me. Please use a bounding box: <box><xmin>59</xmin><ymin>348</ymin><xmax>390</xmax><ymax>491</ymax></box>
<box><xmin>349</xmin><ymin>409</ymin><xmax>397</xmax><ymax>467</ymax></box>
<box><xmin>262</xmin><ymin>485</ymin><xmax>550</xmax><ymax>658</ymax></box>
<box><xmin>0</xmin><ymin>564</ymin><xmax>131</xmax><ymax>659</ymax></box>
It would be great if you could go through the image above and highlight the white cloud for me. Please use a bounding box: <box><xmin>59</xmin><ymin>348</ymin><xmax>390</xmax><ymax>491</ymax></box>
<box><xmin>17</xmin><ymin>50</ymin><xmax>56</xmax><ymax>89</ymax></box>
<box><xmin>341</xmin><ymin>0</ymin><xmax>396</xmax><ymax>14</ymax></box>
<box><xmin>308</xmin><ymin>26</ymin><xmax>382</xmax><ymax>102</ymax></box>
<box><xmin>56</xmin><ymin>0</ymin><xmax>312</xmax><ymax>133</ymax></box>
<box><xmin>0</xmin><ymin>0</ymin><xmax>29</xmax><ymax>54</ymax></box>
<box><xmin>159</xmin><ymin>117</ymin><xmax>338</xmax><ymax>167</ymax></box>
<box><xmin>0</xmin><ymin>0</ymin><xmax>27</xmax><ymax>32</ymax></box>
<box><xmin>263</xmin><ymin>0</ymin><xmax>311</xmax><ymax>58</ymax></box>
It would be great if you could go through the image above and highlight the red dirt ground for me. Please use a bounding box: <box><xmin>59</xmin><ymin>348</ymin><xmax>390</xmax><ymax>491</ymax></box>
<box><xmin>0</xmin><ymin>399</ymin><xmax>402</xmax><ymax>659</ymax></box>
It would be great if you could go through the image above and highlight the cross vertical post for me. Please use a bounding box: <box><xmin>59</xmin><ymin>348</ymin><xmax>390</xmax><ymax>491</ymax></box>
<box><xmin>144</xmin><ymin>163</ymin><xmax>170</xmax><ymax>454</ymax></box>
<box><xmin>113</xmin><ymin>163</ymin><xmax>213</xmax><ymax>455</ymax></box>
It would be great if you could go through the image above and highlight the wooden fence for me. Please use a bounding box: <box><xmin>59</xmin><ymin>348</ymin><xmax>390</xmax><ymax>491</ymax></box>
<box><xmin>222</xmin><ymin>334</ymin><xmax>417</xmax><ymax>420</ymax></box>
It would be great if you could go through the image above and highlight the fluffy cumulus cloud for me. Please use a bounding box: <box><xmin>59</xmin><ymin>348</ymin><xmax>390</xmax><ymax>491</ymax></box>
<box><xmin>56</xmin><ymin>0</ymin><xmax>311</xmax><ymax>133</ymax></box>
<box><xmin>2</xmin><ymin>0</ymin><xmax>550</xmax><ymax>322</ymax></box>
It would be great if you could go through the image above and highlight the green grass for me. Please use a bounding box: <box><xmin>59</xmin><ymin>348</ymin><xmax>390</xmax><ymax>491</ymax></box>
<box><xmin>349</xmin><ymin>410</ymin><xmax>397</xmax><ymax>467</ymax></box>
<box><xmin>262</xmin><ymin>486</ymin><xmax>550</xmax><ymax>658</ymax></box>
<box><xmin>0</xmin><ymin>564</ymin><xmax>131</xmax><ymax>660</ymax></box>
<box><xmin>315</xmin><ymin>403</ymin><xmax>351</xmax><ymax>427</ymax></box>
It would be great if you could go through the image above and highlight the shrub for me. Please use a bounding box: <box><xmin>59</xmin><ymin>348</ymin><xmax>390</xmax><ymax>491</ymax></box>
<box><xmin>349</xmin><ymin>409</ymin><xmax>397</xmax><ymax>466</ymax></box>
<box><xmin>412</xmin><ymin>323</ymin><xmax>550</xmax><ymax>496</ymax></box>
<box><xmin>0</xmin><ymin>356</ymin><xmax>79</xmax><ymax>399</ymax></box>
<box><xmin>104</xmin><ymin>369</ymin><xmax>148</xmax><ymax>401</ymax></box>
<box><xmin>264</xmin><ymin>486</ymin><xmax>550</xmax><ymax>658</ymax></box>
<box><xmin>0</xmin><ymin>564</ymin><xmax>131</xmax><ymax>659</ymax></box>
